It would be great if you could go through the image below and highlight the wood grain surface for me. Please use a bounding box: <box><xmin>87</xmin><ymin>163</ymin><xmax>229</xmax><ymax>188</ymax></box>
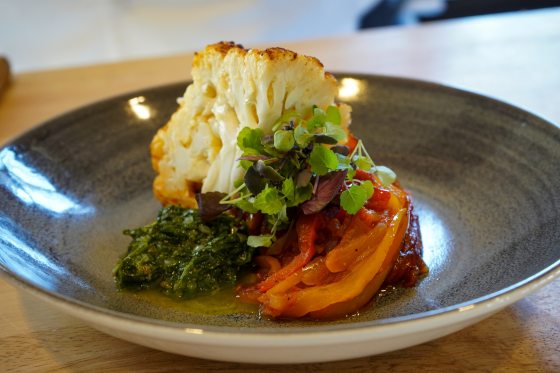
<box><xmin>1</xmin><ymin>8</ymin><xmax>559</xmax><ymax>372</ymax></box>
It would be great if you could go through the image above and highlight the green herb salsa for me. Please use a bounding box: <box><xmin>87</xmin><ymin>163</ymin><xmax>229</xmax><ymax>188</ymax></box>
<box><xmin>113</xmin><ymin>206</ymin><xmax>254</xmax><ymax>300</ymax></box>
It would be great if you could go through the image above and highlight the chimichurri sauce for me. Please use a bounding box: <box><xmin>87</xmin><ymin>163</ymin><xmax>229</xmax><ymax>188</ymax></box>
<box><xmin>113</xmin><ymin>206</ymin><xmax>254</xmax><ymax>300</ymax></box>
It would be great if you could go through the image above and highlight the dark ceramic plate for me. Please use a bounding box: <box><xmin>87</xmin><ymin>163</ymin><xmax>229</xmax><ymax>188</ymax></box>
<box><xmin>1</xmin><ymin>74</ymin><xmax>559</xmax><ymax>363</ymax></box>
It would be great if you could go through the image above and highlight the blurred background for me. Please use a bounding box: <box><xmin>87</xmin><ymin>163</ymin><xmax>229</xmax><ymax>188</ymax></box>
<box><xmin>1</xmin><ymin>0</ymin><xmax>560</xmax><ymax>73</ymax></box>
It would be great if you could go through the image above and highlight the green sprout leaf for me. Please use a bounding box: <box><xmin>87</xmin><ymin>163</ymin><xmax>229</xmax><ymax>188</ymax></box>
<box><xmin>340</xmin><ymin>184</ymin><xmax>369</xmax><ymax>214</ymax></box>
<box><xmin>326</xmin><ymin>105</ymin><xmax>341</xmax><ymax>125</ymax></box>
<box><xmin>277</xmin><ymin>204</ymin><xmax>288</xmax><ymax>224</ymax></box>
<box><xmin>294</xmin><ymin>125</ymin><xmax>312</xmax><ymax>148</ymax></box>
<box><xmin>294</xmin><ymin>184</ymin><xmax>313</xmax><ymax>205</ymax></box>
<box><xmin>274</xmin><ymin>129</ymin><xmax>295</xmax><ymax>152</ymax></box>
<box><xmin>237</xmin><ymin>127</ymin><xmax>265</xmax><ymax>153</ymax></box>
<box><xmin>247</xmin><ymin>234</ymin><xmax>273</xmax><ymax>248</ymax></box>
<box><xmin>310</xmin><ymin>145</ymin><xmax>338</xmax><ymax>176</ymax></box>
<box><xmin>239</xmin><ymin>159</ymin><xmax>253</xmax><ymax>170</ymax></box>
<box><xmin>254</xmin><ymin>187</ymin><xmax>283</xmax><ymax>215</ymax></box>
<box><xmin>354</xmin><ymin>155</ymin><xmax>374</xmax><ymax>171</ymax></box>
<box><xmin>307</xmin><ymin>107</ymin><xmax>327</xmax><ymax>131</ymax></box>
<box><xmin>375</xmin><ymin>165</ymin><xmax>397</xmax><ymax>187</ymax></box>
<box><xmin>335</xmin><ymin>154</ymin><xmax>356</xmax><ymax>180</ymax></box>
<box><xmin>361</xmin><ymin>180</ymin><xmax>375</xmax><ymax>199</ymax></box>
<box><xmin>324</xmin><ymin>122</ymin><xmax>347</xmax><ymax>142</ymax></box>
<box><xmin>282</xmin><ymin>177</ymin><xmax>295</xmax><ymax>202</ymax></box>
<box><xmin>235</xmin><ymin>198</ymin><xmax>258</xmax><ymax>213</ymax></box>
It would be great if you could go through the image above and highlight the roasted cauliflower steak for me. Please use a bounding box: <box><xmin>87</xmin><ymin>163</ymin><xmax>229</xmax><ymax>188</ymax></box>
<box><xmin>150</xmin><ymin>41</ymin><xmax>350</xmax><ymax>207</ymax></box>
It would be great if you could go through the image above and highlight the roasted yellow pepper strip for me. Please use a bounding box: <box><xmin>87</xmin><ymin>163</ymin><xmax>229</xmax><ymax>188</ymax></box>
<box><xmin>310</xmin><ymin>206</ymin><xmax>410</xmax><ymax>319</ymax></box>
<box><xmin>325</xmin><ymin>220</ymin><xmax>388</xmax><ymax>273</ymax></box>
<box><xmin>264</xmin><ymin>207</ymin><xmax>407</xmax><ymax>318</ymax></box>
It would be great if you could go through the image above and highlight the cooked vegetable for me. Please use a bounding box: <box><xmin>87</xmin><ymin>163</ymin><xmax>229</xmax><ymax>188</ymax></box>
<box><xmin>257</xmin><ymin>213</ymin><xmax>320</xmax><ymax>292</ymax></box>
<box><xmin>113</xmin><ymin>206</ymin><xmax>253</xmax><ymax>299</ymax></box>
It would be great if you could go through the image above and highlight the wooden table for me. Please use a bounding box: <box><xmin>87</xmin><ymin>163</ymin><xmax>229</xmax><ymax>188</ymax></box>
<box><xmin>1</xmin><ymin>8</ymin><xmax>559</xmax><ymax>372</ymax></box>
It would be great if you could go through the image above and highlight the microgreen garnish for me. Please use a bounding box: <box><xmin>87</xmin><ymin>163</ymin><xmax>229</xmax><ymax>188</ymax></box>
<box><xmin>309</xmin><ymin>145</ymin><xmax>338</xmax><ymax>176</ymax></box>
<box><xmin>301</xmin><ymin>170</ymin><xmax>347</xmax><ymax>214</ymax></box>
<box><xmin>215</xmin><ymin>105</ymin><xmax>397</xmax><ymax>247</ymax></box>
<box><xmin>247</xmin><ymin>234</ymin><xmax>274</xmax><ymax>248</ymax></box>
<box><xmin>340</xmin><ymin>180</ymin><xmax>374</xmax><ymax>214</ymax></box>
<box><xmin>375</xmin><ymin>165</ymin><xmax>397</xmax><ymax>187</ymax></box>
<box><xmin>237</xmin><ymin>127</ymin><xmax>265</xmax><ymax>154</ymax></box>
<box><xmin>274</xmin><ymin>130</ymin><xmax>295</xmax><ymax>152</ymax></box>
<box><xmin>254</xmin><ymin>187</ymin><xmax>284</xmax><ymax>215</ymax></box>
<box><xmin>196</xmin><ymin>192</ymin><xmax>229</xmax><ymax>220</ymax></box>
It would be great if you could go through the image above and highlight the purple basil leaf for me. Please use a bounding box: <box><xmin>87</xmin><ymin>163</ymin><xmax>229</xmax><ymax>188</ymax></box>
<box><xmin>331</xmin><ymin>145</ymin><xmax>350</xmax><ymax>156</ymax></box>
<box><xmin>254</xmin><ymin>160</ymin><xmax>284</xmax><ymax>182</ymax></box>
<box><xmin>196</xmin><ymin>192</ymin><xmax>230</xmax><ymax>220</ymax></box>
<box><xmin>314</xmin><ymin>134</ymin><xmax>338</xmax><ymax>144</ymax></box>
<box><xmin>245</xmin><ymin>166</ymin><xmax>267</xmax><ymax>195</ymax></box>
<box><xmin>301</xmin><ymin>170</ymin><xmax>347</xmax><ymax>215</ymax></box>
<box><xmin>237</xmin><ymin>155</ymin><xmax>270</xmax><ymax>161</ymax></box>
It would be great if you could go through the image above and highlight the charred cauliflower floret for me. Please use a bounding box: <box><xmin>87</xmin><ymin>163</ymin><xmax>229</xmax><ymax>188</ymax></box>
<box><xmin>151</xmin><ymin>41</ymin><xmax>351</xmax><ymax>207</ymax></box>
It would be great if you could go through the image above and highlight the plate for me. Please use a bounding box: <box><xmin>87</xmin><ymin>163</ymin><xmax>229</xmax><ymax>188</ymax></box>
<box><xmin>1</xmin><ymin>74</ymin><xmax>559</xmax><ymax>364</ymax></box>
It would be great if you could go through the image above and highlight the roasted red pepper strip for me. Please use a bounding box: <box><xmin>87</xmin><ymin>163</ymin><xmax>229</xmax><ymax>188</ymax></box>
<box><xmin>365</xmin><ymin>187</ymin><xmax>391</xmax><ymax>211</ymax></box>
<box><xmin>257</xmin><ymin>213</ymin><xmax>320</xmax><ymax>292</ymax></box>
<box><xmin>354</xmin><ymin>169</ymin><xmax>377</xmax><ymax>183</ymax></box>
<box><xmin>354</xmin><ymin>169</ymin><xmax>391</xmax><ymax>211</ymax></box>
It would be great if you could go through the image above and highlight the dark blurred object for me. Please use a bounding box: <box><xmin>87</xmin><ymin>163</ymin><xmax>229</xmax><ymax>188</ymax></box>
<box><xmin>0</xmin><ymin>56</ymin><xmax>10</xmax><ymax>98</ymax></box>
<box><xmin>420</xmin><ymin>0</ymin><xmax>560</xmax><ymax>22</ymax></box>
<box><xmin>360</xmin><ymin>0</ymin><xmax>407</xmax><ymax>27</ymax></box>
<box><xmin>360</xmin><ymin>0</ymin><xmax>560</xmax><ymax>28</ymax></box>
